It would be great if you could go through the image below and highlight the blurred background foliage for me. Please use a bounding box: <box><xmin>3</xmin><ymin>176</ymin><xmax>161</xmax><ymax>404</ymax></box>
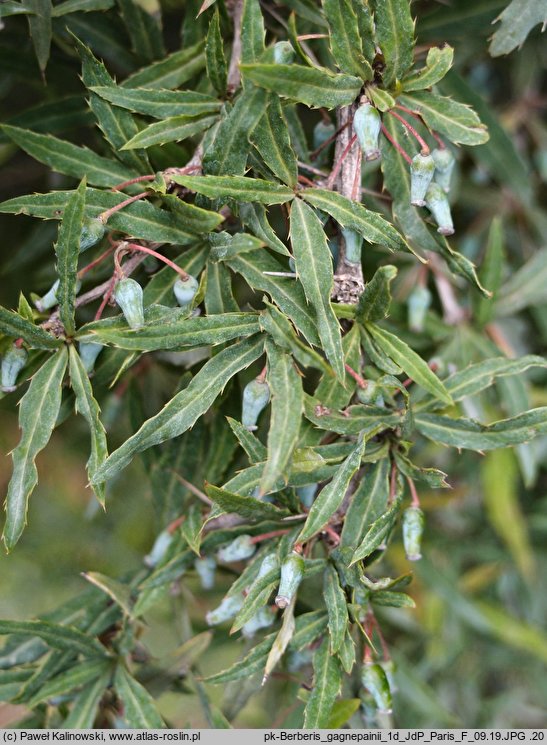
<box><xmin>0</xmin><ymin>0</ymin><xmax>546</xmax><ymax>729</ymax></box>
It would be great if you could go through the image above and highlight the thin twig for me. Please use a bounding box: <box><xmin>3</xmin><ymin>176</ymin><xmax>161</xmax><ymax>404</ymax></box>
<box><xmin>388</xmin><ymin>109</ymin><xmax>430</xmax><ymax>155</ymax></box>
<box><xmin>309</xmin><ymin>121</ymin><xmax>350</xmax><ymax>161</ymax></box>
<box><xmin>119</xmin><ymin>242</ymin><xmax>190</xmax><ymax>280</ymax></box>
<box><xmin>75</xmin><ymin>254</ymin><xmax>146</xmax><ymax>309</ymax></box>
<box><xmin>406</xmin><ymin>477</ymin><xmax>420</xmax><ymax>508</ymax></box>
<box><xmin>111</xmin><ymin>174</ymin><xmax>155</xmax><ymax>191</ymax></box>
<box><xmin>226</xmin><ymin>0</ymin><xmax>243</xmax><ymax>94</ymax></box>
<box><xmin>381</xmin><ymin>124</ymin><xmax>412</xmax><ymax>164</ymax></box>
<box><xmin>345</xmin><ymin>363</ymin><xmax>367</xmax><ymax>389</ymax></box>
<box><xmin>171</xmin><ymin>473</ymin><xmax>213</xmax><ymax>506</ymax></box>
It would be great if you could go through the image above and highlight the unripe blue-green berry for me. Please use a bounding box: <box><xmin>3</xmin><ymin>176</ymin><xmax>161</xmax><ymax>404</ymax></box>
<box><xmin>144</xmin><ymin>529</ymin><xmax>174</xmax><ymax>568</ymax></box>
<box><xmin>242</xmin><ymin>606</ymin><xmax>276</xmax><ymax>638</ymax></box>
<box><xmin>407</xmin><ymin>285</ymin><xmax>432</xmax><ymax>333</ymax></box>
<box><xmin>173</xmin><ymin>274</ymin><xmax>199</xmax><ymax>312</ymax></box>
<box><xmin>78</xmin><ymin>341</ymin><xmax>103</xmax><ymax>374</ymax></box>
<box><xmin>361</xmin><ymin>662</ymin><xmax>393</xmax><ymax>714</ymax></box>
<box><xmin>356</xmin><ymin>380</ymin><xmax>381</xmax><ymax>405</ymax></box>
<box><xmin>79</xmin><ymin>217</ymin><xmax>106</xmax><ymax>253</ymax></box>
<box><xmin>255</xmin><ymin>553</ymin><xmax>279</xmax><ymax>581</ymax></box>
<box><xmin>425</xmin><ymin>182</ymin><xmax>455</xmax><ymax>235</ymax></box>
<box><xmin>402</xmin><ymin>506</ymin><xmax>425</xmax><ymax>561</ymax></box>
<box><xmin>341</xmin><ymin>228</ymin><xmax>362</xmax><ymax>265</ymax></box>
<box><xmin>1</xmin><ymin>346</ymin><xmax>28</xmax><ymax>393</ymax></box>
<box><xmin>353</xmin><ymin>103</ymin><xmax>382</xmax><ymax>161</ymax></box>
<box><xmin>410</xmin><ymin>152</ymin><xmax>435</xmax><ymax>207</ymax></box>
<box><xmin>206</xmin><ymin>594</ymin><xmax>243</xmax><ymax>626</ymax></box>
<box><xmin>115</xmin><ymin>277</ymin><xmax>144</xmax><ymax>329</ymax></box>
<box><xmin>297</xmin><ymin>483</ymin><xmax>317</xmax><ymax>508</ymax></box>
<box><xmin>241</xmin><ymin>378</ymin><xmax>270</xmax><ymax>429</ymax></box>
<box><xmin>194</xmin><ymin>556</ymin><xmax>217</xmax><ymax>590</ymax></box>
<box><xmin>35</xmin><ymin>278</ymin><xmax>81</xmax><ymax>312</ymax></box>
<box><xmin>273</xmin><ymin>41</ymin><xmax>296</xmax><ymax>64</ymax></box>
<box><xmin>431</xmin><ymin>147</ymin><xmax>455</xmax><ymax>193</ymax></box>
<box><xmin>275</xmin><ymin>551</ymin><xmax>304</xmax><ymax>609</ymax></box>
<box><xmin>217</xmin><ymin>534</ymin><xmax>256</xmax><ymax>563</ymax></box>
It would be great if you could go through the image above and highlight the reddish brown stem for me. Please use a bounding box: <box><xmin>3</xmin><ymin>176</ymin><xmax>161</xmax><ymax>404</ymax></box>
<box><xmin>406</xmin><ymin>476</ymin><xmax>420</xmax><ymax>508</ymax></box>
<box><xmin>100</xmin><ymin>192</ymin><xmax>149</xmax><ymax>223</ymax></box>
<box><xmin>297</xmin><ymin>174</ymin><xmax>317</xmax><ymax>188</ymax></box>
<box><xmin>388</xmin><ymin>109</ymin><xmax>430</xmax><ymax>155</ymax></box>
<box><xmin>249</xmin><ymin>529</ymin><xmax>292</xmax><ymax>545</ymax></box>
<box><xmin>326</xmin><ymin>133</ymin><xmax>358</xmax><ymax>189</ymax></box>
<box><xmin>381</xmin><ymin>124</ymin><xmax>412</xmax><ymax>164</ymax></box>
<box><xmin>256</xmin><ymin>365</ymin><xmax>268</xmax><ymax>383</ymax></box>
<box><xmin>111</xmin><ymin>174</ymin><xmax>155</xmax><ymax>191</ymax></box>
<box><xmin>309</xmin><ymin>121</ymin><xmax>350</xmax><ymax>161</ymax></box>
<box><xmin>119</xmin><ymin>243</ymin><xmax>189</xmax><ymax>280</ymax></box>
<box><xmin>77</xmin><ymin>246</ymin><xmax>115</xmax><ymax>278</ymax></box>
<box><xmin>395</xmin><ymin>103</ymin><xmax>446</xmax><ymax>149</ymax></box>
<box><xmin>345</xmin><ymin>363</ymin><xmax>367</xmax><ymax>389</ymax></box>
<box><xmin>94</xmin><ymin>276</ymin><xmax>117</xmax><ymax>321</ymax></box>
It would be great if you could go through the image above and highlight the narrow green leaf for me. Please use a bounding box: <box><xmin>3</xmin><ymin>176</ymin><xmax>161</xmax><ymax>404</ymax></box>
<box><xmin>205</xmin><ymin>9</ymin><xmax>227</xmax><ymax>94</ymax></box>
<box><xmin>54</xmin><ymin>179</ymin><xmax>85</xmax><ymax>336</ymax></box>
<box><xmin>0</xmin><ymin>1</ymin><xmax>36</xmax><ymax>17</ymax></box>
<box><xmin>240</xmin><ymin>63</ymin><xmax>362</xmax><ymax>109</ymax></box>
<box><xmin>303</xmin><ymin>637</ymin><xmax>342</xmax><ymax>728</ymax></box>
<box><xmin>260</xmin><ymin>341</ymin><xmax>304</xmax><ymax>494</ymax></box>
<box><xmin>495</xmin><ymin>248</ymin><xmax>547</xmax><ymax>316</ymax></box>
<box><xmin>290</xmin><ymin>199</ymin><xmax>344</xmax><ymax>379</ymax></box>
<box><xmin>252</xmin><ymin>94</ymin><xmax>298</xmax><ymax>187</ymax></box>
<box><xmin>27</xmin><ymin>0</ymin><xmax>52</xmax><ymax>74</ymax></box>
<box><xmin>0</xmin><ymin>620</ymin><xmax>108</xmax><ymax>658</ymax></box>
<box><xmin>303</xmin><ymin>395</ymin><xmax>403</xmax><ymax>436</ymax></box>
<box><xmin>68</xmin><ymin>347</ymin><xmax>108</xmax><ymax>505</ymax></box>
<box><xmin>3</xmin><ymin>349</ymin><xmax>68</xmax><ymax>550</ymax></box>
<box><xmin>93</xmin><ymin>335</ymin><xmax>264</xmax><ymax>484</ymax></box>
<box><xmin>357</xmin><ymin>265</ymin><xmax>397</xmax><ymax>322</ymax></box>
<box><xmin>53</xmin><ymin>0</ymin><xmax>113</xmax><ymax>15</ymax></box>
<box><xmin>0</xmin><ymin>125</ymin><xmax>137</xmax><ymax>188</ymax></box>
<box><xmin>122</xmin><ymin>113</ymin><xmax>216</xmax><ymax>150</ymax></box>
<box><xmin>489</xmin><ymin>0</ymin><xmax>547</xmax><ymax>56</ymax></box>
<box><xmin>401</xmin><ymin>44</ymin><xmax>454</xmax><ymax>91</ymax></box>
<box><xmin>301</xmin><ymin>188</ymin><xmax>409</xmax><ymax>253</ymax></box>
<box><xmin>0</xmin><ymin>96</ymin><xmax>92</xmax><ymax>147</ymax></box>
<box><xmin>323</xmin><ymin>0</ymin><xmax>372</xmax><ymax>79</ymax></box>
<box><xmin>371</xmin><ymin>0</ymin><xmax>415</xmax><ymax>86</ymax></box>
<box><xmin>350</xmin><ymin>499</ymin><xmax>401</xmax><ymax>565</ymax></box>
<box><xmin>89</xmin><ymin>86</ymin><xmax>220</xmax><ymax>119</ymax></box>
<box><xmin>205</xmin><ymin>484</ymin><xmax>290</xmax><ymax>522</ymax></box>
<box><xmin>78</xmin><ymin>311</ymin><xmax>260</xmax><ymax>351</ymax></box>
<box><xmin>366</xmin><ymin>323</ymin><xmax>453</xmax><ymax>405</ymax></box>
<box><xmin>263</xmin><ymin>596</ymin><xmax>296</xmax><ymax>683</ymax></box>
<box><xmin>340</xmin><ymin>458</ymin><xmax>390</xmax><ymax>549</ymax></box>
<box><xmin>297</xmin><ymin>438</ymin><xmax>366</xmax><ymax>543</ymax></box>
<box><xmin>169</xmin><ymin>175</ymin><xmax>294</xmax><ymax>204</ymax></box>
<box><xmin>209</xmin><ymin>231</ymin><xmax>264</xmax><ymax>262</ymax></box>
<box><xmin>73</xmin><ymin>35</ymin><xmax>151</xmax><ymax>173</ymax></box>
<box><xmin>63</xmin><ymin>670</ymin><xmax>111</xmax><ymax>728</ymax></box>
<box><xmin>337</xmin><ymin>630</ymin><xmax>356</xmax><ymax>675</ymax></box>
<box><xmin>230</xmin><ymin>572</ymin><xmax>279</xmax><ymax>635</ymax></box>
<box><xmin>203</xmin><ymin>86</ymin><xmax>266</xmax><ymax>175</ymax></box>
<box><xmin>416</xmin><ymin>408</ymin><xmax>547</xmax><ymax>450</ymax></box>
<box><xmin>241</xmin><ymin>0</ymin><xmax>265</xmax><ymax>63</ymax></box>
<box><xmin>371</xmin><ymin>590</ymin><xmax>415</xmax><ymax>607</ymax></box>
<box><xmin>204</xmin><ymin>262</ymin><xmax>239</xmax><ymax>314</ymax></box>
<box><xmin>327</xmin><ymin>698</ymin><xmax>361</xmax><ymax>728</ymax></box>
<box><xmin>399</xmin><ymin>91</ymin><xmax>489</xmax><ymax>146</ymax></box>
<box><xmin>473</xmin><ymin>218</ymin><xmax>504</xmax><ymax>326</ymax></box>
<box><xmin>27</xmin><ymin>659</ymin><xmax>112</xmax><ymax>707</ymax></box>
<box><xmin>228</xmin><ymin>251</ymin><xmax>320</xmax><ymax>347</ymax></box>
<box><xmin>82</xmin><ymin>572</ymin><xmax>133</xmax><ymax>617</ymax></box>
<box><xmin>122</xmin><ymin>41</ymin><xmax>205</xmax><ymax>89</ymax></box>
<box><xmin>239</xmin><ymin>203</ymin><xmax>290</xmax><ymax>256</ymax></box>
<box><xmin>226</xmin><ymin>417</ymin><xmax>267</xmax><ymax>463</ymax></box>
<box><xmin>324</xmin><ymin>565</ymin><xmax>348</xmax><ymax>654</ymax></box>
<box><xmin>0</xmin><ymin>307</ymin><xmax>60</xmax><ymax>349</ymax></box>
<box><xmin>116</xmin><ymin>0</ymin><xmax>164</xmax><ymax>64</ymax></box>
<box><xmin>205</xmin><ymin>634</ymin><xmax>276</xmax><ymax>684</ymax></box>
<box><xmin>114</xmin><ymin>665</ymin><xmax>164</xmax><ymax>728</ymax></box>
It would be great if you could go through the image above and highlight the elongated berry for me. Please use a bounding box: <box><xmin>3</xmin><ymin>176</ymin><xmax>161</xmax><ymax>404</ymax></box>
<box><xmin>217</xmin><ymin>534</ymin><xmax>256</xmax><ymax>563</ymax></box>
<box><xmin>273</xmin><ymin>41</ymin><xmax>295</xmax><ymax>64</ymax></box>
<box><xmin>242</xmin><ymin>606</ymin><xmax>276</xmax><ymax>638</ymax></box>
<box><xmin>78</xmin><ymin>341</ymin><xmax>103</xmax><ymax>374</ymax></box>
<box><xmin>425</xmin><ymin>182</ymin><xmax>455</xmax><ymax>235</ymax></box>
<box><xmin>431</xmin><ymin>147</ymin><xmax>455</xmax><ymax>193</ymax></box>
<box><xmin>206</xmin><ymin>594</ymin><xmax>243</xmax><ymax>626</ymax></box>
<box><xmin>410</xmin><ymin>152</ymin><xmax>435</xmax><ymax>206</ymax></box>
<box><xmin>144</xmin><ymin>530</ymin><xmax>173</xmax><ymax>568</ymax></box>
<box><xmin>407</xmin><ymin>285</ymin><xmax>432</xmax><ymax>333</ymax></box>
<box><xmin>297</xmin><ymin>483</ymin><xmax>317</xmax><ymax>508</ymax></box>
<box><xmin>194</xmin><ymin>556</ymin><xmax>216</xmax><ymax>590</ymax></box>
<box><xmin>173</xmin><ymin>274</ymin><xmax>199</xmax><ymax>312</ymax></box>
<box><xmin>353</xmin><ymin>103</ymin><xmax>382</xmax><ymax>161</ymax></box>
<box><xmin>361</xmin><ymin>662</ymin><xmax>392</xmax><ymax>714</ymax></box>
<box><xmin>255</xmin><ymin>553</ymin><xmax>279</xmax><ymax>582</ymax></box>
<box><xmin>1</xmin><ymin>345</ymin><xmax>28</xmax><ymax>393</ymax></box>
<box><xmin>275</xmin><ymin>551</ymin><xmax>304</xmax><ymax>609</ymax></box>
<box><xmin>402</xmin><ymin>506</ymin><xmax>425</xmax><ymax>561</ymax></box>
<box><xmin>115</xmin><ymin>277</ymin><xmax>144</xmax><ymax>329</ymax></box>
<box><xmin>79</xmin><ymin>217</ymin><xmax>106</xmax><ymax>253</ymax></box>
<box><xmin>34</xmin><ymin>278</ymin><xmax>80</xmax><ymax>312</ymax></box>
<box><xmin>241</xmin><ymin>378</ymin><xmax>270</xmax><ymax>429</ymax></box>
<box><xmin>341</xmin><ymin>228</ymin><xmax>362</xmax><ymax>265</ymax></box>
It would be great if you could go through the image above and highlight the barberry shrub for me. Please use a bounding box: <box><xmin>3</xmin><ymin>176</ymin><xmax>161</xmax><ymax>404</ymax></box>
<box><xmin>0</xmin><ymin>0</ymin><xmax>546</xmax><ymax>729</ymax></box>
